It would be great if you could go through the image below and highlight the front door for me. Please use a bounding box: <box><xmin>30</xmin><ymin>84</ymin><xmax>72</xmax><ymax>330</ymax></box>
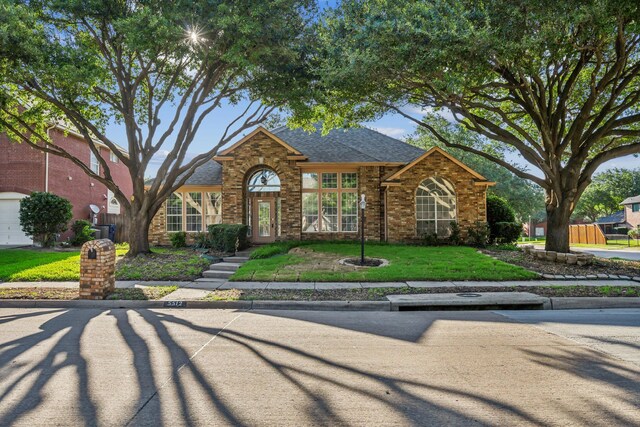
<box><xmin>252</xmin><ymin>197</ymin><xmax>276</xmax><ymax>243</ymax></box>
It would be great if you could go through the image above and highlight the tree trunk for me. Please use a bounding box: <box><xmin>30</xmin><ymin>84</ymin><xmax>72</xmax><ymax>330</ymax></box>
<box><xmin>545</xmin><ymin>199</ymin><xmax>573</xmax><ymax>253</ymax></box>
<box><xmin>126</xmin><ymin>210</ymin><xmax>151</xmax><ymax>257</ymax></box>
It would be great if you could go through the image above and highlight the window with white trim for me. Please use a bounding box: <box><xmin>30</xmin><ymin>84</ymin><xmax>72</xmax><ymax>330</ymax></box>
<box><xmin>185</xmin><ymin>192</ymin><xmax>203</xmax><ymax>232</ymax></box>
<box><xmin>302</xmin><ymin>172</ymin><xmax>358</xmax><ymax>233</ymax></box>
<box><xmin>416</xmin><ymin>177</ymin><xmax>456</xmax><ymax>236</ymax></box>
<box><xmin>166</xmin><ymin>193</ymin><xmax>183</xmax><ymax>232</ymax></box>
<box><xmin>109</xmin><ymin>150</ymin><xmax>119</xmax><ymax>163</ymax></box>
<box><xmin>205</xmin><ymin>192</ymin><xmax>222</xmax><ymax>226</ymax></box>
<box><xmin>89</xmin><ymin>151</ymin><xmax>100</xmax><ymax>174</ymax></box>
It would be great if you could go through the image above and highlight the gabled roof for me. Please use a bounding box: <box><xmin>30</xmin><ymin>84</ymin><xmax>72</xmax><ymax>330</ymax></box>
<box><xmin>145</xmin><ymin>160</ymin><xmax>223</xmax><ymax>186</ymax></box>
<box><xmin>272</xmin><ymin>124</ymin><xmax>425</xmax><ymax>163</ymax></box>
<box><xmin>218</xmin><ymin>127</ymin><xmax>303</xmax><ymax>156</ymax></box>
<box><xmin>621</xmin><ymin>195</ymin><xmax>640</xmax><ymax>205</ymax></box>
<box><xmin>383</xmin><ymin>146</ymin><xmax>489</xmax><ymax>183</ymax></box>
<box><xmin>595</xmin><ymin>210</ymin><xmax>626</xmax><ymax>224</ymax></box>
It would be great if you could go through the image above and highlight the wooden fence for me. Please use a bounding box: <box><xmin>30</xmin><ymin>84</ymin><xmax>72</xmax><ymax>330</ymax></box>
<box><xmin>99</xmin><ymin>213</ymin><xmax>130</xmax><ymax>243</ymax></box>
<box><xmin>569</xmin><ymin>224</ymin><xmax>606</xmax><ymax>245</ymax></box>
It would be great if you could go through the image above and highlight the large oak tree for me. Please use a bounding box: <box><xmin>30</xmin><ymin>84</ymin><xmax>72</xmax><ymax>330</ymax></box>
<box><xmin>0</xmin><ymin>0</ymin><xmax>313</xmax><ymax>255</ymax></box>
<box><xmin>298</xmin><ymin>0</ymin><xmax>640</xmax><ymax>252</ymax></box>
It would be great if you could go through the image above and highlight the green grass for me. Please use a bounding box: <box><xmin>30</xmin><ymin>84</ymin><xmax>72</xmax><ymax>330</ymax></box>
<box><xmin>106</xmin><ymin>286</ymin><xmax>178</xmax><ymax>300</ymax></box>
<box><xmin>0</xmin><ymin>246</ymin><xmax>128</xmax><ymax>282</ymax></box>
<box><xmin>232</xmin><ymin>242</ymin><xmax>538</xmax><ymax>282</ymax></box>
<box><xmin>0</xmin><ymin>244</ymin><xmax>205</xmax><ymax>282</ymax></box>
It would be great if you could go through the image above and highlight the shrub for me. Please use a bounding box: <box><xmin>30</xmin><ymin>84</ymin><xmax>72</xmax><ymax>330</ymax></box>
<box><xmin>192</xmin><ymin>232</ymin><xmax>210</xmax><ymax>249</ymax></box>
<box><xmin>629</xmin><ymin>228</ymin><xmax>640</xmax><ymax>239</ymax></box>
<box><xmin>19</xmin><ymin>192</ymin><xmax>73</xmax><ymax>247</ymax></box>
<box><xmin>493</xmin><ymin>221</ymin><xmax>523</xmax><ymax>245</ymax></box>
<box><xmin>70</xmin><ymin>220</ymin><xmax>95</xmax><ymax>246</ymax></box>
<box><xmin>486</xmin><ymin>194</ymin><xmax>521</xmax><ymax>244</ymax></box>
<box><xmin>421</xmin><ymin>232</ymin><xmax>440</xmax><ymax>246</ymax></box>
<box><xmin>448</xmin><ymin>221</ymin><xmax>461</xmax><ymax>245</ymax></box>
<box><xmin>169</xmin><ymin>231</ymin><xmax>187</xmax><ymax>248</ymax></box>
<box><xmin>250</xmin><ymin>241</ymin><xmax>304</xmax><ymax>259</ymax></box>
<box><xmin>467</xmin><ymin>221</ymin><xmax>490</xmax><ymax>248</ymax></box>
<box><xmin>208</xmin><ymin>224</ymin><xmax>249</xmax><ymax>253</ymax></box>
<box><xmin>614</xmin><ymin>226</ymin><xmax>630</xmax><ymax>235</ymax></box>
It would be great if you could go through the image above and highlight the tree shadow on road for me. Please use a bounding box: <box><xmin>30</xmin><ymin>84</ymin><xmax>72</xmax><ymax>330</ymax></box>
<box><xmin>0</xmin><ymin>308</ymin><xmax>638</xmax><ymax>426</ymax></box>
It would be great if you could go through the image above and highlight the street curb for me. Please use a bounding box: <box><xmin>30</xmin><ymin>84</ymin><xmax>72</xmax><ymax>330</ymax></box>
<box><xmin>0</xmin><ymin>298</ymin><xmax>638</xmax><ymax>311</ymax></box>
<box><xmin>550</xmin><ymin>297</ymin><xmax>640</xmax><ymax>310</ymax></box>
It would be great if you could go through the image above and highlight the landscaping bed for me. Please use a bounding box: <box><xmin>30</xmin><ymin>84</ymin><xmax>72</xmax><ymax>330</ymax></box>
<box><xmin>203</xmin><ymin>285</ymin><xmax>640</xmax><ymax>301</ymax></box>
<box><xmin>485</xmin><ymin>248</ymin><xmax>640</xmax><ymax>278</ymax></box>
<box><xmin>232</xmin><ymin>242</ymin><xmax>538</xmax><ymax>282</ymax></box>
<box><xmin>0</xmin><ymin>286</ymin><xmax>177</xmax><ymax>300</ymax></box>
<box><xmin>0</xmin><ymin>246</ymin><xmax>208</xmax><ymax>282</ymax></box>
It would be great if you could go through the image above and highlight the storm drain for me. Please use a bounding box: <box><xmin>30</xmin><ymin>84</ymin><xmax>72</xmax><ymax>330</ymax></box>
<box><xmin>386</xmin><ymin>292</ymin><xmax>549</xmax><ymax>311</ymax></box>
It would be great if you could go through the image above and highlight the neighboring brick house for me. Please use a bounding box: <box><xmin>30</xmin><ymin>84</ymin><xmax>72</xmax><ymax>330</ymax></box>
<box><xmin>0</xmin><ymin>127</ymin><xmax>133</xmax><ymax>245</ymax></box>
<box><xmin>594</xmin><ymin>196</ymin><xmax>640</xmax><ymax>234</ymax></box>
<box><xmin>149</xmin><ymin>126</ymin><xmax>493</xmax><ymax>246</ymax></box>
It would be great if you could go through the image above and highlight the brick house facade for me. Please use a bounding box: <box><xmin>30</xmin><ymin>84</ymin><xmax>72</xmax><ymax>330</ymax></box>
<box><xmin>149</xmin><ymin>126</ymin><xmax>493</xmax><ymax>246</ymax></box>
<box><xmin>0</xmin><ymin>128</ymin><xmax>133</xmax><ymax>244</ymax></box>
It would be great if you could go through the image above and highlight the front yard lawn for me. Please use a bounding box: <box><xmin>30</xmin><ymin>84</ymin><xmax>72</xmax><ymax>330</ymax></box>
<box><xmin>0</xmin><ymin>246</ymin><xmax>208</xmax><ymax>282</ymax></box>
<box><xmin>232</xmin><ymin>242</ymin><xmax>538</xmax><ymax>282</ymax></box>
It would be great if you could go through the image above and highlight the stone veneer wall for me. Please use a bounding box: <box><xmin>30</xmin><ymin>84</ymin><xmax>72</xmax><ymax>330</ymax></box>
<box><xmin>385</xmin><ymin>151</ymin><xmax>488</xmax><ymax>242</ymax></box>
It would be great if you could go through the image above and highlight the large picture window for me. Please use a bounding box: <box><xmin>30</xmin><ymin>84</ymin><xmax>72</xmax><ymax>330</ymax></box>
<box><xmin>416</xmin><ymin>177</ymin><xmax>456</xmax><ymax>236</ymax></box>
<box><xmin>302</xmin><ymin>171</ymin><xmax>358</xmax><ymax>233</ymax></box>
<box><xmin>166</xmin><ymin>190</ymin><xmax>222</xmax><ymax>232</ymax></box>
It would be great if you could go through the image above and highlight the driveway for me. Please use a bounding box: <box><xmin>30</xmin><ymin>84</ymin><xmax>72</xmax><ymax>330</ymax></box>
<box><xmin>0</xmin><ymin>308</ymin><xmax>638</xmax><ymax>426</ymax></box>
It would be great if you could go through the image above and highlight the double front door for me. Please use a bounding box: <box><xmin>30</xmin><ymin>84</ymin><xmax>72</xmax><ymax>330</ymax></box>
<box><xmin>252</xmin><ymin>197</ymin><xmax>276</xmax><ymax>243</ymax></box>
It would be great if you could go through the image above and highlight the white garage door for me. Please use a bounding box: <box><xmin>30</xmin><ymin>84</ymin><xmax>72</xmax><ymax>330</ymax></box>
<box><xmin>0</xmin><ymin>194</ymin><xmax>32</xmax><ymax>245</ymax></box>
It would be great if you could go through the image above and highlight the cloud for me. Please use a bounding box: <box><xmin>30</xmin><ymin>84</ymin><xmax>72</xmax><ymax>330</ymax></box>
<box><xmin>371</xmin><ymin>126</ymin><xmax>409</xmax><ymax>138</ymax></box>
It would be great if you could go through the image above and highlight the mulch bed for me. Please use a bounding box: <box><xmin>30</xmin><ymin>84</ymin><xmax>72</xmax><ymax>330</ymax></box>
<box><xmin>483</xmin><ymin>249</ymin><xmax>640</xmax><ymax>278</ymax></box>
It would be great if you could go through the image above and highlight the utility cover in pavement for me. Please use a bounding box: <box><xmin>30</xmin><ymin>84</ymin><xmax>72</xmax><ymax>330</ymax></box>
<box><xmin>386</xmin><ymin>292</ymin><xmax>549</xmax><ymax>311</ymax></box>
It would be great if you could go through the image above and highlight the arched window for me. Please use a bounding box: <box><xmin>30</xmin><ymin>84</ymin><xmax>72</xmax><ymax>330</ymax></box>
<box><xmin>416</xmin><ymin>177</ymin><xmax>456</xmax><ymax>236</ymax></box>
<box><xmin>247</xmin><ymin>168</ymin><xmax>280</xmax><ymax>192</ymax></box>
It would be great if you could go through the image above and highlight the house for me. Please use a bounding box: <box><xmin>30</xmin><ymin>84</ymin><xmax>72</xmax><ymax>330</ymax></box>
<box><xmin>149</xmin><ymin>126</ymin><xmax>493</xmax><ymax>245</ymax></box>
<box><xmin>594</xmin><ymin>196</ymin><xmax>640</xmax><ymax>235</ymax></box>
<box><xmin>0</xmin><ymin>127</ymin><xmax>133</xmax><ymax>245</ymax></box>
<box><xmin>621</xmin><ymin>196</ymin><xmax>640</xmax><ymax>230</ymax></box>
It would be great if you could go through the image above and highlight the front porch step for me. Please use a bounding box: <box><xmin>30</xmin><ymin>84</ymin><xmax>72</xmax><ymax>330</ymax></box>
<box><xmin>223</xmin><ymin>256</ymin><xmax>250</xmax><ymax>263</ymax></box>
<box><xmin>210</xmin><ymin>262</ymin><xmax>243</xmax><ymax>271</ymax></box>
<box><xmin>202</xmin><ymin>270</ymin><xmax>235</xmax><ymax>279</ymax></box>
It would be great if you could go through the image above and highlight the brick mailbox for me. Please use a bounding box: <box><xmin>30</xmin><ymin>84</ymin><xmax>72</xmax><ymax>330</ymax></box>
<box><xmin>79</xmin><ymin>239</ymin><xmax>116</xmax><ymax>300</ymax></box>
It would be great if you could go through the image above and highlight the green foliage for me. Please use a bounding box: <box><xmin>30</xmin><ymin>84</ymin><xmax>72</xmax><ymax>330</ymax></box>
<box><xmin>421</xmin><ymin>232</ymin><xmax>440</xmax><ymax>247</ymax></box>
<box><xmin>19</xmin><ymin>192</ymin><xmax>73</xmax><ymax>247</ymax></box>
<box><xmin>208</xmin><ymin>224</ymin><xmax>249</xmax><ymax>253</ymax></box>
<box><xmin>69</xmin><ymin>220</ymin><xmax>94</xmax><ymax>246</ymax></box>
<box><xmin>192</xmin><ymin>232</ymin><xmax>210</xmax><ymax>249</ymax></box>
<box><xmin>448</xmin><ymin>221</ymin><xmax>462</xmax><ymax>246</ymax></box>
<box><xmin>467</xmin><ymin>222</ymin><xmax>490</xmax><ymax>248</ymax></box>
<box><xmin>629</xmin><ymin>228</ymin><xmax>640</xmax><ymax>239</ymax></box>
<box><xmin>169</xmin><ymin>232</ymin><xmax>187</xmax><ymax>248</ymax></box>
<box><xmin>486</xmin><ymin>195</ymin><xmax>521</xmax><ymax>244</ymax></box>
<box><xmin>574</xmin><ymin>168</ymin><xmax>640</xmax><ymax>221</ymax></box>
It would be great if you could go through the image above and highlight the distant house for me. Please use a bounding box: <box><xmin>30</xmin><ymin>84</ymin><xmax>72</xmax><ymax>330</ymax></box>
<box><xmin>595</xmin><ymin>210</ymin><xmax>627</xmax><ymax>234</ymax></box>
<box><xmin>594</xmin><ymin>196</ymin><xmax>640</xmax><ymax>235</ymax></box>
<box><xmin>0</xmin><ymin>128</ymin><xmax>133</xmax><ymax>245</ymax></box>
<box><xmin>149</xmin><ymin>126</ymin><xmax>495</xmax><ymax>245</ymax></box>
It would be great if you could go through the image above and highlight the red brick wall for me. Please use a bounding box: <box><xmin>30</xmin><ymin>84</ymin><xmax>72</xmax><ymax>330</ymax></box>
<box><xmin>0</xmin><ymin>129</ymin><xmax>133</xmax><ymax>239</ymax></box>
<box><xmin>626</xmin><ymin>205</ymin><xmax>640</xmax><ymax>228</ymax></box>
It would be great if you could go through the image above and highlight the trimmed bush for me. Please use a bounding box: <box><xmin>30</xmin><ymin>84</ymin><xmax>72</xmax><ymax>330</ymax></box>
<box><xmin>629</xmin><ymin>228</ymin><xmax>640</xmax><ymax>239</ymax></box>
<box><xmin>493</xmin><ymin>222</ymin><xmax>523</xmax><ymax>245</ymax></box>
<box><xmin>169</xmin><ymin>231</ymin><xmax>187</xmax><ymax>248</ymax></box>
<box><xmin>70</xmin><ymin>220</ymin><xmax>95</xmax><ymax>246</ymax></box>
<box><xmin>486</xmin><ymin>194</ymin><xmax>521</xmax><ymax>244</ymax></box>
<box><xmin>208</xmin><ymin>224</ymin><xmax>249</xmax><ymax>253</ymax></box>
<box><xmin>467</xmin><ymin>221</ymin><xmax>490</xmax><ymax>248</ymax></box>
<box><xmin>19</xmin><ymin>192</ymin><xmax>73</xmax><ymax>247</ymax></box>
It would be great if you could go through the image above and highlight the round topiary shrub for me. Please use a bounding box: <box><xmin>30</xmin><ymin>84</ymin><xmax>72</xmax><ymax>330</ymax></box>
<box><xmin>486</xmin><ymin>194</ymin><xmax>520</xmax><ymax>244</ymax></box>
<box><xmin>19</xmin><ymin>192</ymin><xmax>73</xmax><ymax>247</ymax></box>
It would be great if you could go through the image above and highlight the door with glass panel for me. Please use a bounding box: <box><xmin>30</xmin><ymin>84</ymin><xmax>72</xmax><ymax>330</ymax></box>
<box><xmin>252</xmin><ymin>198</ymin><xmax>275</xmax><ymax>243</ymax></box>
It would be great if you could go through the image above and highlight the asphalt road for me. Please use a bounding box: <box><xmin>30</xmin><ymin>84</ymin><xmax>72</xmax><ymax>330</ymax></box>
<box><xmin>578</xmin><ymin>248</ymin><xmax>640</xmax><ymax>261</ymax></box>
<box><xmin>0</xmin><ymin>308</ymin><xmax>638</xmax><ymax>426</ymax></box>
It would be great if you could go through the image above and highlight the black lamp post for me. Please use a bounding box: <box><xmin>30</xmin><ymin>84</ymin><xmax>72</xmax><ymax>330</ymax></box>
<box><xmin>360</xmin><ymin>194</ymin><xmax>366</xmax><ymax>265</ymax></box>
